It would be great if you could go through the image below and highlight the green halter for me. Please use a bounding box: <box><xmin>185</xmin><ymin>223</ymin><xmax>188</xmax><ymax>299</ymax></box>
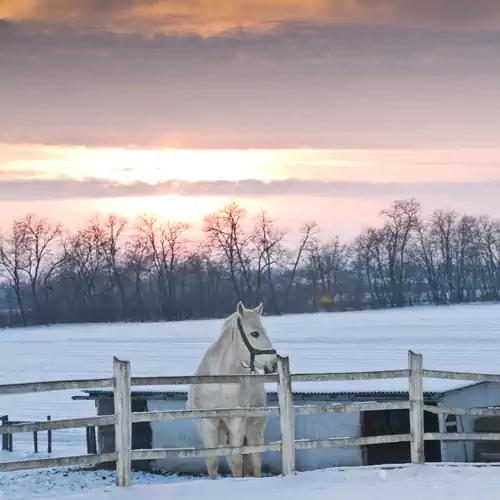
<box><xmin>236</xmin><ymin>316</ymin><xmax>277</xmax><ymax>373</ymax></box>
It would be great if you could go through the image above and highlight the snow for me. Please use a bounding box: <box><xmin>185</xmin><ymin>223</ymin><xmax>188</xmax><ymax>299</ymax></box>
<box><xmin>0</xmin><ymin>450</ymin><xmax>192</xmax><ymax>499</ymax></box>
<box><xmin>3</xmin><ymin>465</ymin><xmax>500</xmax><ymax>500</ymax></box>
<box><xmin>2</xmin><ymin>303</ymin><xmax>500</xmax><ymax>486</ymax></box>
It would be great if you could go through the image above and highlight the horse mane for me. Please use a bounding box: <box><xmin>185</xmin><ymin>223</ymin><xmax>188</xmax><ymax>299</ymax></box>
<box><xmin>194</xmin><ymin>312</ymin><xmax>239</xmax><ymax>374</ymax></box>
<box><xmin>217</xmin><ymin>312</ymin><xmax>238</xmax><ymax>344</ymax></box>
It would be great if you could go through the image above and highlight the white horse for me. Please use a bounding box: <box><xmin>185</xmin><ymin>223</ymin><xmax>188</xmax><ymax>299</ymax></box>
<box><xmin>186</xmin><ymin>301</ymin><xmax>278</xmax><ymax>479</ymax></box>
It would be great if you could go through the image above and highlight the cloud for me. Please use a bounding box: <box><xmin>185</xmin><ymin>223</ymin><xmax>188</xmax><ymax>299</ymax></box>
<box><xmin>2</xmin><ymin>20</ymin><xmax>500</xmax><ymax>150</ymax></box>
<box><xmin>2</xmin><ymin>176</ymin><xmax>500</xmax><ymax>201</ymax></box>
<box><xmin>2</xmin><ymin>0</ymin><xmax>500</xmax><ymax>36</ymax></box>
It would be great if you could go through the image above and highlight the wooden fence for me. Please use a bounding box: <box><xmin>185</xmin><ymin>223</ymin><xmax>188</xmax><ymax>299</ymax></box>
<box><xmin>1</xmin><ymin>415</ymin><xmax>53</xmax><ymax>453</ymax></box>
<box><xmin>2</xmin><ymin>350</ymin><xmax>500</xmax><ymax>487</ymax></box>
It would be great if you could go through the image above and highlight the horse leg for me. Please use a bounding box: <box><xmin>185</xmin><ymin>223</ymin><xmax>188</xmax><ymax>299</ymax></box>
<box><xmin>197</xmin><ymin>419</ymin><xmax>220</xmax><ymax>479</ymax></box>
<box><xmin>245</xmin><ymin>418</ymin><xmax>266</xmax><ymax>478</ymax></box>
<box><xmin>242</xmin><ymin>436</ymin><xmax>253</xmax><ymax>477</ymax></box>
<box><xmin>225</xmin><ymin>417</ymin><xmax>246</xmax><ymax>478</ymax></box>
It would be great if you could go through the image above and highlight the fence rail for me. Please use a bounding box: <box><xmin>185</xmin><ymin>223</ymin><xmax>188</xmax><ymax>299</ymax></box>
<box><xmin>2</xmin><ymin>351</ymin><xmax>500</xmax><ymax>487</ymax></box>
<box><xmin>0</xmin><ymin>415</ymin><xmax>116</xmax><ymax>435</ymax></box>
<box><xmin>0</xmin><ymin>370</ymin><xmax>410</xmax><ymax>397</ymax></box>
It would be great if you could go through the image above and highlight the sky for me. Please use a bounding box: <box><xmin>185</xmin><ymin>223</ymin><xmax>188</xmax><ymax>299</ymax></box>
<box><xmin>1</xmin><ymin>0</ymin><xmax>500</xmax><ymax>240</ymax></box>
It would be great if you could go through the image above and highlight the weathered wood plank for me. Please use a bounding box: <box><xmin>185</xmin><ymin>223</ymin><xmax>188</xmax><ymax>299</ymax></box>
<box><xmin>132</xmin><ymin>407</ymin><xmax>276</xmax><ymax>422</ymax></box>
<box><xmin>130</xmin><ymin>401</ymin><xmax>411</xmax><ymax>424</ymax></box>
<box><xmin>130</xmin><ymin>369</ymin><xmax>409</xmax><ymax>387</ymax></box>
<box><xmin>131</xmin><ymin>374</ymin><xmax>278</xmax><ymax>385</ymax></box>
<box><xmin>425</xmin><ymin>432</ymin><xmax>500</xmax><ymax>441</ymax></box>
<box><xmin>0</xmin><ymin>415</ymin><xmax>116</xmax><ymax>435</ymax></box>
<box><xmin>424</xmin><ymin>405</ymin><xmax>500</xmax><ymax>417</ymax></box>
<box><xmin>409</xmin><ymin>350</ymin><xmax>424</xmax><ymax>465</ymax></box>
<box><xmin>0</xmin><ymin>369</ymin><xmax>411</xmax><ymax>397</ymax></box>
<box><xmin>131</xmin><ymin>443</ymin><xmax>282</xmax><ymax>460</ymax></box>
<box><xmin>0</xmin><ymin>453</ymin><xmax>117</xmax><ymax>472</ymax></box>
<box><xmin>295</xmin><ymin>401</ymin><xmax>410</xmax><ymax>415</ymax></box>
<box><xmin>0</xmin><ymin>378</ymin><xmax>114</xmax><ymax>396</ymax></box>
<box><xmin>113</xmin><ymin>357</ymin><xmax>132</xmax><ymax>487</ymax></box>
<box><xmin>292</xmin><ymin>370</ymin><xmax>410</xmax><ymax>382</ymax></box>
<box><xmin>294</xmin><ymin>433</ymin><xmax>412</xmax><ymax>450</ymax></box>
<box><xmin>130</xmin><ymin>434</ymin><xmax>412</xmax><ymax>461</ymax></box>
<box><xmin>277</xmin><ymin>355</ymin><xmax>295</xmax><ymax>476</ymax></box>
<box><xmin>423</xmin><ymin>369</ymin><xmax>500</xmax><ymax>383</ymax></box>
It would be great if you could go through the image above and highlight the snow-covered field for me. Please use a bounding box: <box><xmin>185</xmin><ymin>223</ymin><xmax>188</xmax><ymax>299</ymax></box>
<box><xmin>4</xmin><ymin>464</ymin><xmax>500</xmax><ymax>500</ymax></box>
<box><xmin>2</xmin><ymin>303</ymin><xmax>500</xmax><ymax>498</ymax></box>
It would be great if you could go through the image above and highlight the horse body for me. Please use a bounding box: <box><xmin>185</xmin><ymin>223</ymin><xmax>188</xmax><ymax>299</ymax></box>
<box><xmin>186</xmin><ymin>301</ymin><xmax>278</xmax><ymax>479</ymax></box>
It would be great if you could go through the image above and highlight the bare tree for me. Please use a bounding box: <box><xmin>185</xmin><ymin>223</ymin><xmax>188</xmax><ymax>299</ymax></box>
<box><xmin>17</xmin><ymin>214</ymin><xmax>64</xmax><ymax>322</ymax></box>
<box><xmin>203</xmin><ymin>202</ymin><xmax>255</xmax><ymax>303</ymax></box>
<box><xmin>61</xmin><ymin>222</ymin><xmax>106</xmax><ymax>320</ymax></box>
<box><xmin>1</xmin><ymin>196</ymin><xmax>500</xmax><ymax>327</ymax></box>
<box><xmin>137</xmin><ymin>216</ymin><xmax>190</xmax><ymax>320</ymax></box>
<box><xmin>278</xmin><ymin>221</ymin><xmax>318</xmax><ymax>313</ymax></box>
<box><xmin>252</xmin><ymin>209</ymin><xmax>286</xmax><ymax>313</ymax></box>
<box><xmin>306</xmin><ymin>235</ymin><xmax>350</xmax><ymax>311</ymax></box>
<box><xmin>0</xmin><ymin>219</ymin><xmax>30</xmax><ymax>325</ymax></box>
<box><xmin>124</xmin><ymin>235</ymin><xmax>150</xmax><ymax>321</ymax></box>
<box><xmin>92</xmin><ymin>215</ymin><xmax>128</xmax><ymax>320</ymax></box>
<box><xmin>379</xmin><ymin>199</ymin><xmax>421</xmax><ymax>306</ymax></box>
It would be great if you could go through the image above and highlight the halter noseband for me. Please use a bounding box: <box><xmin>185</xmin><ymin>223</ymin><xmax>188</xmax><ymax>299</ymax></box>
<box><xmin>236</xmin><ymin>316</ymin><xmax>277</xmax><ymax>373</ymax></box>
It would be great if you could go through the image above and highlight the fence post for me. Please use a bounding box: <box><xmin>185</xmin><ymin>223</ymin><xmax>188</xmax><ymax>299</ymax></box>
<box><xmin>47</xmin><ymin>416</ymin><xmax>52</xmax><ymax>454</ymax></box>
<box><xmin>1</xmin><ymin>416</ymin><xmax>8</xmax><ymax>452</ymax></box>
<box><xmin>277</xmin><ymin>355</ymin><xmax>295</xmax><ymax>476</ymax></box>
<box><xmin>86</xmin><ymin>426</ymin><xmax>97</xmax><ymax>454</ymax></box>
<box><xmin>113</xmin><ymin>356</ymin><xmax>132</xmax><ymax>487</ymax></box>
<box><xmin>408</xmin><ymin>350</ymin><xmax>424</xmax><ymax>465</ymax></box>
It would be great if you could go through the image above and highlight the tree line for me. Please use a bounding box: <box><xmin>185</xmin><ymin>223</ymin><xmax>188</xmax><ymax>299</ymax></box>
<box><xmin>0</xmin><ymin>198</ymin><xmax>499</xmax><ymax>328</ymax></box>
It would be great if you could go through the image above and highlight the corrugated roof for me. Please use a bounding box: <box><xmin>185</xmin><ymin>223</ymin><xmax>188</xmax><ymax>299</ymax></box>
<box><xmin>78</xmin><ymin>386</ymin><xmax>460</xmax><ymax>399</ymax></box>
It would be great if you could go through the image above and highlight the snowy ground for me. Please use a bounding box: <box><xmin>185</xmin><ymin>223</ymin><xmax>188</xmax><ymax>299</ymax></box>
<box><xmin>3</xmin><ymin>464</ymin><xmax>500</xmax><ymax>500</ymax></box>
<box><xmin>2</xmin><ymin>303</ymin><xmax>500</xmax><ymax>496</ymax></box>
<box><xmin>3</xmin><ymin>302</ymin><xmax>500</xmax><ymax>457</ymax></box>
<box><xmin>0</xmin><ymin>450</ymin><xmax>194</xmax><ymax>499</ymax></box>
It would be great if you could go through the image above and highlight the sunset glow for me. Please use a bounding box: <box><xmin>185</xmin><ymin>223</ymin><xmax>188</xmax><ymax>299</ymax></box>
<box><xmin>2</xmin><ymin>0</ymin><xmax>500</xmax><ymax>237</ymax></box>
<box><xmin>3</xmin><ymin>144</ymin><xmax>500</xmax><ymax>184</ymax></box>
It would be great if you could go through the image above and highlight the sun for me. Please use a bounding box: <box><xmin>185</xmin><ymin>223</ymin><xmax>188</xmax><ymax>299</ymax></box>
<box><xmin>2</xmin><ymin>144</ymin><xmax>300</xmax><ymax>227</ymax></box>
<box><xmin>68</xmin><ymin>147</ymin><xmax>287</xmax><ymax>224</ymax></box>
<box><xmin>61</xmin><ymin>147</ymin><xmax>284</xmax><ymax>184</ymax></box>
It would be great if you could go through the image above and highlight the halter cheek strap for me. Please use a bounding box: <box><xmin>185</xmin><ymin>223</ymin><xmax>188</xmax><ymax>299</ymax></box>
<box><xmin>236</xmin><ymin>316</ymin><xmax>277</xmax><ymax>373</ymax></box>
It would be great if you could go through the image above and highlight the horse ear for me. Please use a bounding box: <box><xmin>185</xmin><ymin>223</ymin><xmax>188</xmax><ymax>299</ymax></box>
<box><xmin>236</xmin><ymin>301</ymin><xmax>245</xmax><ymax>317</ymax></box>
<box><xmin>255</xmin><ymin>302</ymin><xmax>263</xmax><ymax>315</ymax></box>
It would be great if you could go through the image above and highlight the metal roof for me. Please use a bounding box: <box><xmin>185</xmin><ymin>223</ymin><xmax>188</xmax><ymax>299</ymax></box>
<box><xmin>74</xmin><ymin>387</ymin><xmax>451</xmax><ymax>401</ymax></box>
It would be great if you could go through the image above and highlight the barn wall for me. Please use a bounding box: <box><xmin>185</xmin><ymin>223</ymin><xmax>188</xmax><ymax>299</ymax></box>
<box><xmin>440</xmin><ymin>382</ymin><xmax>500</xmax><ymax>462</ymax></box>
<box><xmin>148</xmin><ymin>396</ymin><xmax>362</xmax><ymax>475</ymax></box>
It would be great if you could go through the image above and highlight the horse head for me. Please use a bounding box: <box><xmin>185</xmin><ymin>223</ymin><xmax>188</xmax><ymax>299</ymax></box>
<box><xmin>234</xmin><ymin>301</ymin><xmax>278</xmax><ymax>374</ymax></box>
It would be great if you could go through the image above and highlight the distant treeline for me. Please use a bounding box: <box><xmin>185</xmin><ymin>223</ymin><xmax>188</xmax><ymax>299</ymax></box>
<box><xmin>0</xmin><ymin>198</ymin><xmax>499</xmax><ymax>328</ymax></box>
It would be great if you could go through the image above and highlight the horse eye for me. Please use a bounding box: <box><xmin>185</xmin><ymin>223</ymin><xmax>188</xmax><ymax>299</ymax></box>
<box><xmin>250</xmin><ymin>331</ymin><xmax>260</xmax><ymax>338</ymax></box>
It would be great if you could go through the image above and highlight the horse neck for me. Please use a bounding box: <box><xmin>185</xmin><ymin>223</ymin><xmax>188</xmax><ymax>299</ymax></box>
<box><xmin>201</xmin><ymin>315</ymin><xmax>244</xmax><ymax>375</ymax></box>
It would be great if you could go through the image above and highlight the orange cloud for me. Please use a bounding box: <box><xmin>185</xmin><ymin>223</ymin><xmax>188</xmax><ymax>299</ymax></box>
<box><xmin>0</xmin><ymin>0</ymin><xmax>339</xmax><ymax>35</ymax></box>
<box><xmin>2</xmin><ymin>0</ymin><xmax>500</xmax><ymax>36</ymax></box>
